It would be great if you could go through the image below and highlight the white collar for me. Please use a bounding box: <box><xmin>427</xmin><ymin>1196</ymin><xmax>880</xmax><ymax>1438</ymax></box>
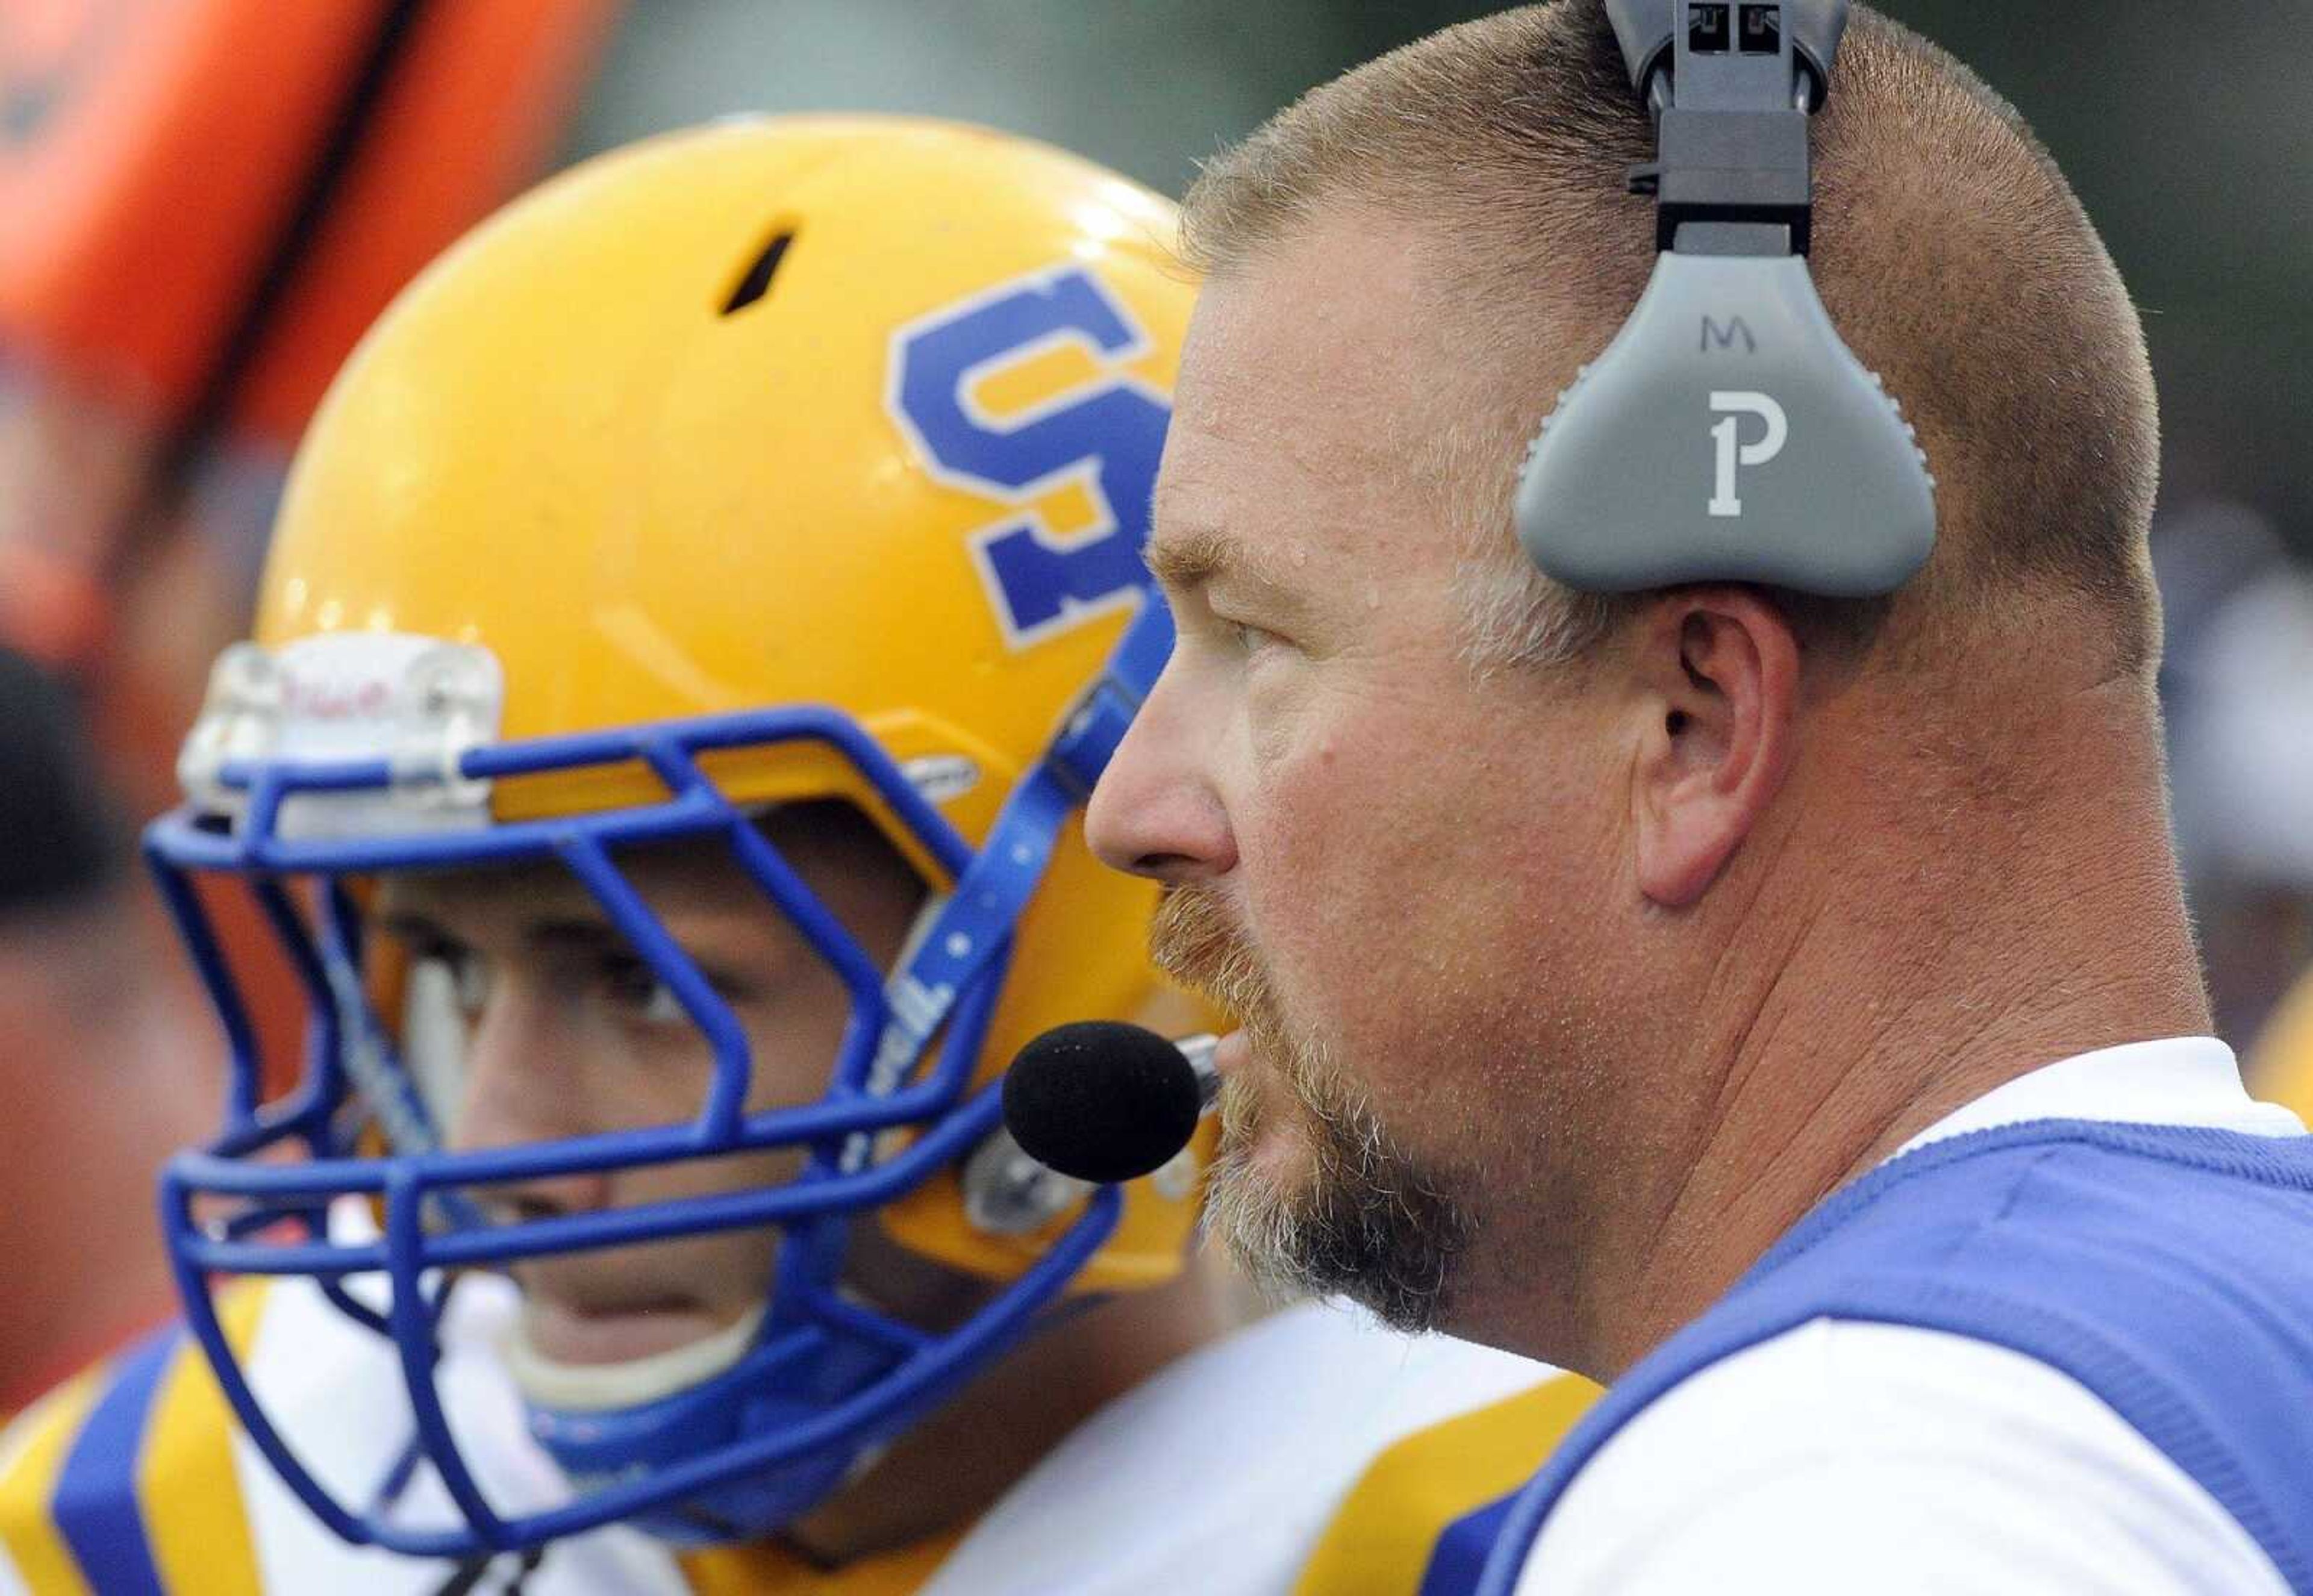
<box><xmin>1892</xmin><ymin>1035</ymin><xmax>2305</xmax><ymax>1162</ymax></box>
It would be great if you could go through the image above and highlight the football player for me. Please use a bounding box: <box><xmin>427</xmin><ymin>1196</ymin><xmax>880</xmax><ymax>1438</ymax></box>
<box><xmin>0</xmin><ymin>118</ymin><xmax>1590</xmax><ymax>1594</ymax></box>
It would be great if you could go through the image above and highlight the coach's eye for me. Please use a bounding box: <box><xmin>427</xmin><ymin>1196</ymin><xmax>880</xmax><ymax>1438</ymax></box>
<box><xmin>1222</xmin><ymin>616</ymin><xmax>1285</xmax><ymax>656</ymax></box>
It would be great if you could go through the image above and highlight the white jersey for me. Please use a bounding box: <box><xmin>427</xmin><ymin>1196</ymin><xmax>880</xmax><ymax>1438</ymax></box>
<box><xmin>0</xmin><ymin>1269</ymin><xmax>1555</xmax><ymax>1595</ymax></box>
<box><xmin>1515</xmin><ymin>1037</ymin><xmax>2306</xmax><ymax>1596</ymax></box>
<box><xmin>929</xmin><ymin>1297</ymin><xmax>1559</xmax><ymax>1596</ymax></box>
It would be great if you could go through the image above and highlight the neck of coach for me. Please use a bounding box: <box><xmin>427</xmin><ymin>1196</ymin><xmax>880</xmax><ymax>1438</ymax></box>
<box><xmin>1514</xmin><ymin>647</ymin><xmax>2208</xmax><ymax>1381</ymax></box>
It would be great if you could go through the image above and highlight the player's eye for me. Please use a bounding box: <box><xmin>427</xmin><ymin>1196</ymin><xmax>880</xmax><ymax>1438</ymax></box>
<box><xmin>639</xmin><ymin>981</ymin><xmax>687</xmax><ymax>1026</ymax></box>
<box><xmin>455</xmin><ymin>952</ymin><xmax>493</xmax><ymax>1014</ymax></box>
<box><xmin>410</xmin><ymin>940</ymin><xmax>492</xmax><ymax>1017</ymax></box>
<box><xmin>600</xmin><ymin>954</ymin><xmax>688</xmax><ymax>1027</ymax></box>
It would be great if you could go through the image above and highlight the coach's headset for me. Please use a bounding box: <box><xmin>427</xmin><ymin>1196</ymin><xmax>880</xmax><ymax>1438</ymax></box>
<box><xmin>1479</xmin><ymin>10</ymin><xmax>1938</xmax><ymax>1594</ymax></box>
<box><xmin>1518</xmin><ymin>0</ymin><xmax>1935</xmax><ymax>598</ymax></box>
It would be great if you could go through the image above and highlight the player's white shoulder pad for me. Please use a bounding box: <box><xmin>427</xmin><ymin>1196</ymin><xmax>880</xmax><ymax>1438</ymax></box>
<box><xmin>1293</xmin><ymin>1364</ymin><xmax>1600</xmax><ymax>1596</ymax></box>
<box><xmin>920</xmin><ymin>1300</ymin><xmax>1573</xmax><ymax>1596</ymax></box>
<box><xmin>0</xmin><ymin>1278</ymin><xmax>687</xmax><ymax>1595</ymax></box>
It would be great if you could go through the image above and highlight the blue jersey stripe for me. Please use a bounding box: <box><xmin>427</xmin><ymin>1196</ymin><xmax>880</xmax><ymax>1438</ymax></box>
<box><xmin>1418</xmin><ymin>1489</ymin><xmax>1516</xmax><ymax>1596</ymax></box>
<box><xmin>52</xmin><ymin>1326</ymin><xmax>181</xmax><ymax>1596</ymax></box>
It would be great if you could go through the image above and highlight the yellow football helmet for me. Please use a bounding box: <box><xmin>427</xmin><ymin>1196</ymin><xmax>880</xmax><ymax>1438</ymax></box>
<box><xmin>148</xmin><ymin>116</ymin><xmax>1208</xmax><ymax>1554</ymax></box>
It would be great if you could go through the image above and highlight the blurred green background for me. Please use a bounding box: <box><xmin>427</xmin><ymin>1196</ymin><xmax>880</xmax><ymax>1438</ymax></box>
<box><xmin>565</xmin><ymin>0</ymin><xmax>2313</xmax><ymax>538</ymax></box>
<box><xmin>557</xmin><ymin>0</ymin><xmax>2313</xmax><ymax>1046</ymax></box>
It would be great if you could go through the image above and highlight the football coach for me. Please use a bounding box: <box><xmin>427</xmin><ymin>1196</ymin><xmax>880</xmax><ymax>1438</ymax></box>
<box><xmin>1084</xmin><ymin>2</ymin><xmax>2313</xmax><ymax>1591</ymax></box>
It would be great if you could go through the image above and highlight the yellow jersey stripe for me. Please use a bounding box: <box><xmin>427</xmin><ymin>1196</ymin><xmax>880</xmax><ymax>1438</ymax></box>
<box><xmin>1290</xmin><ymin>1373</ymin><xmax>1602</xmax><ymax>1596</ymax></box>
<box><xmin>679</xmin><ymin>1525</ymin><xmax>963</xmax><ymax>1595</ymax></box>
<box><xmin>140</xmin><ymin>1286</ymin><xmax>269</xmax><ymax>1596</ymax></box>
<box><xmin>0</xmin><ymin>1373</ymin><xmax>104</xmax><ymax>1596</ymax></box>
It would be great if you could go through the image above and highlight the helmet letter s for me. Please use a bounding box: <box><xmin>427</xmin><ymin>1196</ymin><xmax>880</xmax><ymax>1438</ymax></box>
<box><xmin>891</xmin><ymin>268</ymin><xmax>1170</xmax><ymax>646</ymax></box>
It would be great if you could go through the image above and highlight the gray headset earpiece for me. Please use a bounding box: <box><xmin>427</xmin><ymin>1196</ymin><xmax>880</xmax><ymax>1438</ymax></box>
<box><xmin>1516</xmin><ymin>252</ymin><xmax>1935</xmax><ymax>596</ymax></box>
<box><xmin>1516</xmin><ymin>0</ymin><xmax>1937</xmax><ymax>599</ymax></box>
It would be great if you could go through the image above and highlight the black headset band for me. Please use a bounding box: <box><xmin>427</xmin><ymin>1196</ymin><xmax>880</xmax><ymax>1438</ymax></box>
<box><xmin>1605</xmin><ymin>0</ymin><xmax>1849</xmax><ymax>255</ymax></box>
<box><xmin>1516</xmin><ymin>0</ymin><xmax>1938</xmax><ymax>599</ymax></box>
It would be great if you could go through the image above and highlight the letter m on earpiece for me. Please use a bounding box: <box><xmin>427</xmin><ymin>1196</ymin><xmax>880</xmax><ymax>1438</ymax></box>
<box><xmin>1708</xmin><ymin>391</ymin><xmax>1789</xmax><ymax>519</ymax></box>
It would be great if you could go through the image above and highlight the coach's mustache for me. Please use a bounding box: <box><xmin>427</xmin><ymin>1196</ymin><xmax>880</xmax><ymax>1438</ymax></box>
<box><xmin>1148</xmin><ymin>887</ymin><xmax>1271</xmax><ymax>1021</ymax></box>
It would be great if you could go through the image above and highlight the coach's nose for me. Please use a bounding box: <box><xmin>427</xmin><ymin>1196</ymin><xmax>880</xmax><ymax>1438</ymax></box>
<box><xmin>1087</xmin><ymin>662</ymin><xmax>1237</xmax><ymax>886</ymax></box>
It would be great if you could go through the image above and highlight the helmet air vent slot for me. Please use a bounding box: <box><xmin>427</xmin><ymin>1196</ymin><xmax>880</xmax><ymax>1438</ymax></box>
<box><xmin>720</xmin><ymin>226</ymin><xmax>796</xmax><ymax>316</ymax></box>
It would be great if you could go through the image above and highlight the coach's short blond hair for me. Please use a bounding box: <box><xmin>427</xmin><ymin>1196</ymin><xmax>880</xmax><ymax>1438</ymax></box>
<box><xmin>1182</xmin><ymin>2</ymin><xmax>2162</xmax><ymax>680</ymax></box>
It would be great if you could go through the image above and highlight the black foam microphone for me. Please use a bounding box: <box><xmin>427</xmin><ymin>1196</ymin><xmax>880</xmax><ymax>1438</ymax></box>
<box><xmin>1000</xmin><ymin>1022</ymin><xmax>1219</xmax><ymax>1184</ymax></box>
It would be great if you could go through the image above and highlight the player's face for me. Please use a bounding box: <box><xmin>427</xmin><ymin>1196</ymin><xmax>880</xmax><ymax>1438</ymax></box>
<box><xmin>1088</xmin><ymin>212</ymin><xmax>1629</xmax><ymax>1335</ymax></box>
<box><xmin>373</xmin><ymin>806</ymin><xmax>922</xmax><ymax>1368</ymax></box>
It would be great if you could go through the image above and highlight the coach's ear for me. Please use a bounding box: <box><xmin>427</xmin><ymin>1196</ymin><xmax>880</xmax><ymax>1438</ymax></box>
<box><xmin>1628</xmin><ymin>588</ymin><xmax>1799</xmax><ymax>908</ymax></box>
